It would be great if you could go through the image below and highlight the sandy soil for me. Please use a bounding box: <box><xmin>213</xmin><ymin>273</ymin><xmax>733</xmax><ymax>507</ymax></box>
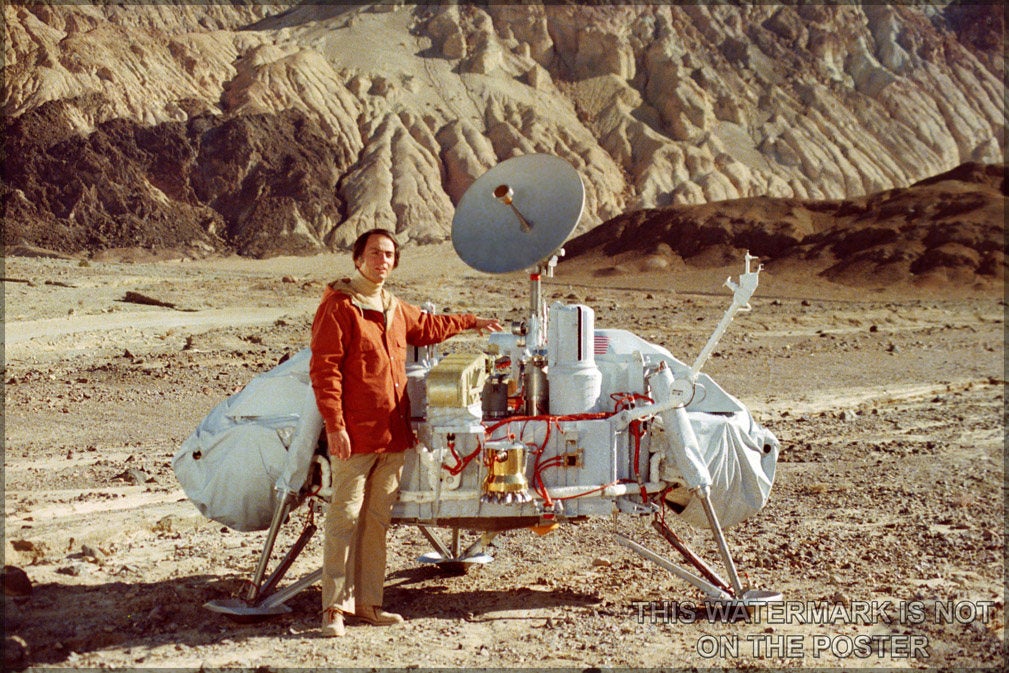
<box><xmin>2</xmin><ymin>245</ymin><xmax>1005</xmax><ymax>669</ymax></box>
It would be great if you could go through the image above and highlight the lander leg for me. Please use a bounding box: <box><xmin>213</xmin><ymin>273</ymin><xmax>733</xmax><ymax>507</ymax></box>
<box><xmin>204</xmin><ymin>491</ymin><xmax>322</xmax><ymax>621</ymax></box>
<box><xmin>615</xmin><ymin>533</ymin><xmax>732</xmax><ymax>601</ymax></box>
<box><xmin>696</xmin><ymin>486</ymin><xmax>745</xmax><ymax>597</ymax></box>
<box><xmin>617</xmin><ymin>505</ymin><xmax>782</xmax><ymax>612</ymax></box>
<box><xmin>417</xmin><ymin>526</ymin><xmax>498</xmax><ymax>574</ymax></box>
<box><xmin>651</xmin><ymin>517</ymin><xmax>732</xmax><ymax>595</ymax></box>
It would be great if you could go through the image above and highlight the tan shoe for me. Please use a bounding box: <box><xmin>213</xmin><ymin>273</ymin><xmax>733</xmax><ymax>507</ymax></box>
<box><xmin>321</xmin><ymin>606</ymin><xmax>345</xmax><ymax>637</ymax></box>
<box><xmin>354</xmin><ymin>605</ymin><xmax>404</xmax><ymax>626</ymax></box>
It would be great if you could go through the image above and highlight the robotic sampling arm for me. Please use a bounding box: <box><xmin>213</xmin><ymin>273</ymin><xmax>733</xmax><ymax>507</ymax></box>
<box><xmin>613</xmin><ymin>253</ymin><xmax>778</xmax><ymax>606</ymax></box>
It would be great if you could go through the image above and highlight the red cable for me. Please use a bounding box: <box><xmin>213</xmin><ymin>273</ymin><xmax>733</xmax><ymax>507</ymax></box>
<box><xmin>630</xmin><ymin>419</ymin><xmax>650</xmax><ymax>502</ymax></box>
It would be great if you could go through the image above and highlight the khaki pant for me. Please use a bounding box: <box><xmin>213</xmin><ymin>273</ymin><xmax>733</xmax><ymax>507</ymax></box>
<box><xmin>321</xmin><ymin>451</ymin><xmax>405</xmax><ymax>614</ymax></box>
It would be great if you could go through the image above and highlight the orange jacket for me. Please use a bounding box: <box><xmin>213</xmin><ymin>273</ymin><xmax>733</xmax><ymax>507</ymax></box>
<box><xmin>309</xmin><ymin>284</ymin><xmax>477</xmax><ymax>455</ymax></box>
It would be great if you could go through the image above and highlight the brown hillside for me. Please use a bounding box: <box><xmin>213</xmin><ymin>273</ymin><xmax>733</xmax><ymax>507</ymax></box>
<box><xmin>563</xmin><ymin>162</ymin><xmax>1005</xmax><ymax>292</ymax></box>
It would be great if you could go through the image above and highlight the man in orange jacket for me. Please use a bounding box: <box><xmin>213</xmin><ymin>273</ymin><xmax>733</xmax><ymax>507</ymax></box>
<box><xmin>310</xmin><ymin>228</ymin><xmax>501</xmax><ymax>637</ymax></box>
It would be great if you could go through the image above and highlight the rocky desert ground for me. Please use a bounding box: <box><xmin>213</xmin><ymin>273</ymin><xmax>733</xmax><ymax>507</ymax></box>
<box><xmin>2</xmin><ymin>240</ymin><xmax>1004</xmax><ymax>669</ymax></box>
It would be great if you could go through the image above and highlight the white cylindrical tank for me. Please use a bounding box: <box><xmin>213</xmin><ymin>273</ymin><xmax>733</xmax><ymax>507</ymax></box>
<box><xmin>407</xmin><ymin>303</ymin><xmax>438</xmax><ymax>418</ymax></box>
<box><xmin>547</xmin><ymin>302</ymin><xmax>602</xmax><ymax>415</ymax></box>
<box><xmin>406</xmin><ymin>344</ymin><xmax>433</xmax><ymax>419</ymax></box>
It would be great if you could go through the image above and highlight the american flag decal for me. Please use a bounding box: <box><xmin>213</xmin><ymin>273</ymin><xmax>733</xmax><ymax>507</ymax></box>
<box><xmin>593</xmin><ymin>334</ymin><xmax>609</xmax><ymax>355</ymax></box>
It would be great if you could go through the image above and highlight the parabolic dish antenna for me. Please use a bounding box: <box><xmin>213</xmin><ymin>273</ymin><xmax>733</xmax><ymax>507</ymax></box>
<box><xmin>452</xmin><ymin>154</ymin><xmax>585</xmax><ymax>273</ymax></box>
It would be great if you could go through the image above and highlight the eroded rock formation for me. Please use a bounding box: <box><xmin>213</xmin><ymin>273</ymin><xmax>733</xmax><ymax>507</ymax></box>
<box><xmin>3</xmin><ymin>3</ymin><xmax>1004</xmax><ymax>257</ymax></box>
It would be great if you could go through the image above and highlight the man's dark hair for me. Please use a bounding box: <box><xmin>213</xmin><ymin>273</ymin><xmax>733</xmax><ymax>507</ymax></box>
<box><xmin>352</xmin><ymin>228</ymin><xmax>401</xmax><ymax>269</ymax></box>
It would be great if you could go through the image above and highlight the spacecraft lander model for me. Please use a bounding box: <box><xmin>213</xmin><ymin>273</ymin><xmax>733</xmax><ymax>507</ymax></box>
<box><xmin>174</xmin><ymin>154</ymin><xmax>782</xmax><ymax>620</ymax></box>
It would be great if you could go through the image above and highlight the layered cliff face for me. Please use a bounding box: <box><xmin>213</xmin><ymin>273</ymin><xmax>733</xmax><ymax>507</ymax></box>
<box><xmin>2</xmin><ymin>3</ymin><xmax>1004</xmax><ymax>257</ymax></box>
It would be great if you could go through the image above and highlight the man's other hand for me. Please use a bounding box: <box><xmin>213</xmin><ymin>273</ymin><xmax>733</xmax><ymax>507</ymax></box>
<box><xmin>327</xmin><ymin>428</ymin><xmax>352</xmax><ymax>460</ymax></box>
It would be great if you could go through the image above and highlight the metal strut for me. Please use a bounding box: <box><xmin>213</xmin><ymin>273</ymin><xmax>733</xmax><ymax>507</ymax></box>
<box><xmin>620</xmin><ymin>494</ymin><xmax>783</xmax><ymax>611</ymax></box>
<box><xmin>243</xmin><ymin>491</ymin><xmax>299</xmax><ymax>602</ymax></box>
<box><xmin>205</xmin><ymin>491</ymin><xmax>322</xmax><ymax>621</ymax></box>
<box><xmin>651</xmin><ymin>516</ymin><xmax>732</xmax><ymax>594</ymax></box>
<box><xmin>417</xmin><ymin>526</ymin><xmax>498</xmax><ymax>572</ymax></box>
<box><xmin>696</xmin><ymin>486</ymin><xmax>745</xmax><ymax>598</ymax></box>
<box><xmin>615</xmin><ymin>533</ymin><xmax>732</xmax><ymax>601</ymax></box>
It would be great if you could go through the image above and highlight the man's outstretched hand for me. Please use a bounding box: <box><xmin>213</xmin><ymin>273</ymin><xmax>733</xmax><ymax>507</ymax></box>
<box><xmin>474</xmin><ymin>317</ymin><xmax>503</xmax><ymax>336</ymax></box>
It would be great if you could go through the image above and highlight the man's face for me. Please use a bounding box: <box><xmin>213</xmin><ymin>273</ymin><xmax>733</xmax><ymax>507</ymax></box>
<box><xmin>356</xmin><ymin>233</ymin><xmax>396</xmax><ymax>284</ymax></box>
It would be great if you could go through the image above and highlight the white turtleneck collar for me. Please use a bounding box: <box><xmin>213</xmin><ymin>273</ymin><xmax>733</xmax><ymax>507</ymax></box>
<box><xmin>350</xmin><ymin>269</ymin><xmax>385</xmax><ymax>310</ymax></box>
<box><xmin>328</xmin><ymin>269</ymin><xmax>396</xmax><ymax>327</ymax></box>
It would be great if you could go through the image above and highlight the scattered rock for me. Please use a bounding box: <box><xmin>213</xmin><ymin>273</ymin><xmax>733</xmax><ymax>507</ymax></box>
<box><xmin>152</xmin><ymin>515</ymin><xmax>180</xmax><ymax>534</ymax></box>
<box><xmin>2</xmin><ymin>567</ymin><xmax>32</xmax><ymax>598</ymax></box>
<box><xmin>112</xmin><ymin>468</ymin><xmax>155</xmax><ymax>485</ymax></box>
<box><xmin>3</xmin><ymin>635</ymin><xmax>29</xmax><ymax>671</ymax></box>
<box><xmin>119</xmin><ymin>292</ymin><xmax>177</xmax><ymax>309</ymax></box>
<box><xmin>81</xmin><ymin>544</ymin><xmax>106</xmax><ymax>563</ymax></box>
<box><xmin>57</xmin><ymin>563</ymin><xmax>90</xmax><ymax>577</ymax></box>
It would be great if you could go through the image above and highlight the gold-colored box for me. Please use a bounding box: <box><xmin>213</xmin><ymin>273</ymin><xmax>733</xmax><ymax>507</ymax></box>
<box><xmin>426</xmin><ymin>353</ymin><xmax>489</xmax><ymax>409</ymax></box>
